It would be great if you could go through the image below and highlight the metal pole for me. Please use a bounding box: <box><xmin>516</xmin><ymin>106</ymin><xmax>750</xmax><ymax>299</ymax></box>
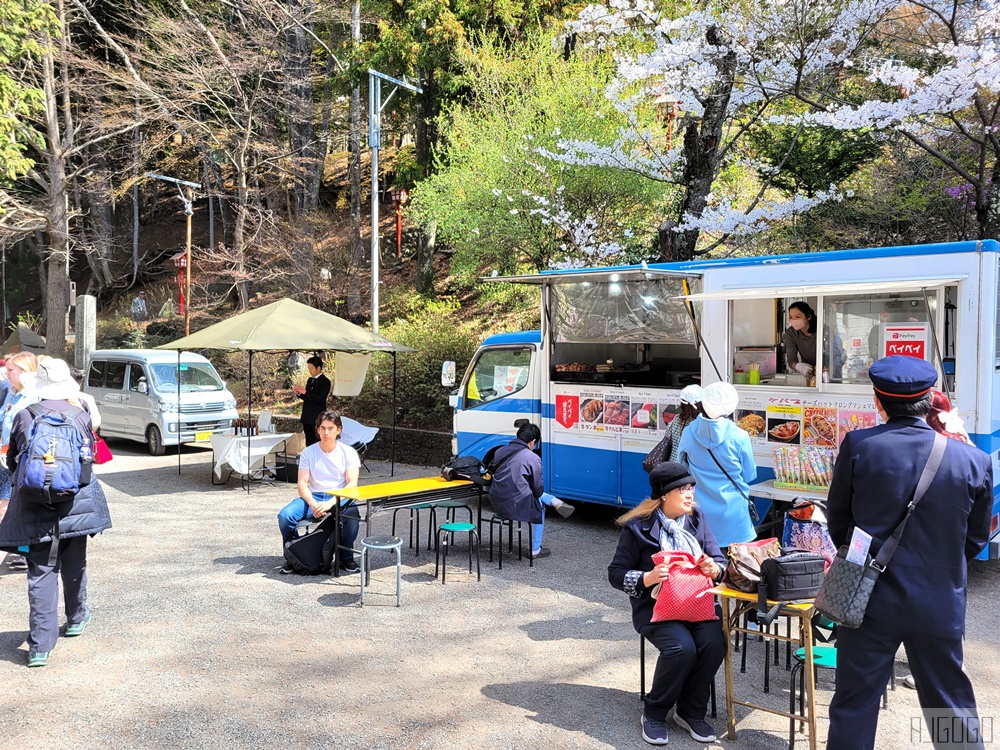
<box><xmin>247</xmin><ymin>350</ymin><xmax>253</xmax><ymax>494</ymax></box>
<box><xmin>185</xmin><ymin>187</ymin><xmax>193</xmax><ymax>336</ymax></box>
<box><xmin>177</xmin><ymin>348</ymin><xmax>182</xmax><ymax>475</ymax></box>
<box><xmin>370</xmin><ymin>74</ymin><xmax>380</xmax><ymax>333</ymax></box>
<box><xmin>391</xmin><ymin>351</ymin><xmax>397</xmax><ymax>476</ymax></box>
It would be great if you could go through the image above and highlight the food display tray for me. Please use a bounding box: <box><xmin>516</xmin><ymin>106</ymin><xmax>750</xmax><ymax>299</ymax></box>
<box><xmin>773</xmin><ymin>481</ymin><xmax>830</xmax><ymax>493</ymax></box>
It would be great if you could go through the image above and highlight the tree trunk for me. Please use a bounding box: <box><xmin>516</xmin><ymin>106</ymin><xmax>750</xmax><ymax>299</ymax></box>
<box><xmin>282</xmin><ymin>0</ymin><xmax>318</xmax><ymax>216</ymax></box>
<box><xmin>349</xmin><ymin>0</ymin><xmax>364</xmax><ymax>268</ymax></box>
<box><xmin>667</xmin><ymin>26</ymin><xmax>736</xmax><ymax>262</ymax></box>
<box><xmin>42</xmin><ymin>39</ymin><xmax>70</xmax><ymax>357</ymax></box>
<box><xmin>977</xmin><ymin>164</ymin><xmax>1000</xmax><ymax>240</ymax></box>
<box><xmin>416</xmin><ymin>220</ymin><xmax>436</xmax><ymax>294</ymax></box>
<box><xmin>82</xmin><ymin>149</ymin><xmax>115</xmax><ymax>289</ymax></box>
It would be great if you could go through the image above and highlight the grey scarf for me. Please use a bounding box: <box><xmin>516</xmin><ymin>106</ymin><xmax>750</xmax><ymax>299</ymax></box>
<box><xmin>656</xmin><ymin>510</ymin><xmax>703</xmax><ymax>558</ymax></box>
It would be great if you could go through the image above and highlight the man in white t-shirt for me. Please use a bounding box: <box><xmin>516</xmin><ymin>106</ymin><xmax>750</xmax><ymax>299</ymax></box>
<box><xmin>277</xmin><ymin>410</ymin><xmax>362</xmax><ymax>574</ymax></box>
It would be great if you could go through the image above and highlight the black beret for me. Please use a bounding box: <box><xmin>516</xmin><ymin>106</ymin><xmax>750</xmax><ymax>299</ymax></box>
<box><xmin>649</xmin><ymin>460</ymin><xmax>696</xmax><ymax>498</ymax></box>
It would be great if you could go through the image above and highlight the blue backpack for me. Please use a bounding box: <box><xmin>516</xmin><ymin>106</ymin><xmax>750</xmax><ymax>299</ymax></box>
<box><xmin>15</xmin><ymin>404</ymin><xmax>90</xmax><ymax>505</ymax></box>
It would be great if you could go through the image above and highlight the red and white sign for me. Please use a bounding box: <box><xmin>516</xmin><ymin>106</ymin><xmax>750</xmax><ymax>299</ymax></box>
<box><xmin>555</xmin><ymin>394</ymin><xmax>579</xmax><ymax>429</ymax></box>
<box><xmin>882</xmin><ymin>324</ymin><xmax>929</xmax><ymax>360</ymax></box>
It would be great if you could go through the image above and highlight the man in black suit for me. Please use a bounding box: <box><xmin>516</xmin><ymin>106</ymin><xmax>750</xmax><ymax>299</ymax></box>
<box><xmin>293</xmin><ymin>355</ymin><xmax>331</xmax><ymax>446</ymax></box>
<box><xmin>825</xmin><ymin>356</ymin><xmax>992</xmax><ymax>750</ymax></box>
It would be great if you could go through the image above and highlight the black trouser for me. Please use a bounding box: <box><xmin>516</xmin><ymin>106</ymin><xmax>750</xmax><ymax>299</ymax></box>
<box><xmin>828</xmin><ymin>616</ymin><xmax>983</xmax><ymax>750</ymax></box>
<box><xmin>639</xmin><ymin>618</ymin><xmax>726</xmax><ymax>722</ymax></box>
<box><xmin>303</xmin><ymin>422</ymin><xmax>319</xmax><ymax>446</ymax></box>
<box><xmin>26</xmin><ymin>536</ymin><xmax>89</xmax><ymax>654</ymax></box>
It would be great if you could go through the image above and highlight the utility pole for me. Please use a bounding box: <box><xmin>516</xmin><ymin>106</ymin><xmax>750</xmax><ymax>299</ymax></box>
<box><xmin>368</xmin><ymin>69</ymin><xmax>421</xmax><ymax>333</ymax></box>
<box><xmin>144</xmin><ymin>173</ymin><xmax>201</xmax><ymax>335</ymax></box>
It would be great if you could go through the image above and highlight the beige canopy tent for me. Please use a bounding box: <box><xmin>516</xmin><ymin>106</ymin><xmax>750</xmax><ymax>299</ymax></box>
<box><xmin>1</xmin><ymin>322</ymin><xmax>46</xmax><ymax>356</ymax></box>
<box><xmin>158</xmin><ymin>298</ymin><xmax>414</xmax><ymax>478</ymax></box>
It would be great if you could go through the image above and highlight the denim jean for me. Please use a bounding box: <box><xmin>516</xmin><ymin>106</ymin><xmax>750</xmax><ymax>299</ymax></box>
<box><xmin>531</xmin><ymin>492</ymin><xmax>559</xmax><ymax>551</ymax></box>
<box><xmin>278</xmin><ymin>492</ymin><xmax>360</xmax><ymax>564</ymax></box>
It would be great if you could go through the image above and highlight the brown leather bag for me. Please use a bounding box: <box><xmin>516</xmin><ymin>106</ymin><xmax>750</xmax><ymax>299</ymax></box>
<box><xmin>723</xmin><ymin>537</ymin><xmax>782</xmax><ymax>593</ymax></box>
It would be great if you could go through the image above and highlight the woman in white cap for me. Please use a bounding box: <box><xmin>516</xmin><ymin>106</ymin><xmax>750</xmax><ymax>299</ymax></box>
<box><xmin>0</xmin><ymin>357</ymin><xmax>112</xmax><ymax>667</ymax></box>
<box><xmin>676</xmin><ymin>381</ymin><xmax>757</xmax><ymax>548</ymax></box>
<box><xmin>643</xmin><ymin>384</ymin><xmax>703</xmax><ymax>472</ymax></box>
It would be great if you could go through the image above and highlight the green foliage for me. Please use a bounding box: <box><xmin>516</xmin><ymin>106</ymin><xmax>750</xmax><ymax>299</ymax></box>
<box><xmin>8</xmin><ymin>310</ymin><xmax>43</xmax><ymax>334</ymax></box>
<box><xmin>342</xmin><ymin>298</ymin><xmax>482</xmax><ymax>431</ymax></box>
<box><xmin>0</xmin><ymin>0</ymin><xmax>58</xmax><ymax>180</ymax></box>
<box><xmin>748</xmin><ymin>125</ymin><xmax>883</xmax><ymax>197</ymax></box>
<box><xmin>409</xmin><ymin>32</ymin><xmax>676</xmax><ymax>282</ymax></box>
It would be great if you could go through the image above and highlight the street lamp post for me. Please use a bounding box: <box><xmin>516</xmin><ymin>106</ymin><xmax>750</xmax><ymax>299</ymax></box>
<box><xmin>144</xmin><ymin>172</ymin><xmax>201</xmax><ymax>336</ymax></box>
<box><xmin>368</xmin><ymin>69</ymin><xmax>421</xmax><ymax>333</ymax></box>
<box><xmin>390</xmin><ymin>187</ymin><xmax>408</xmax><ymax>259</ymax></box>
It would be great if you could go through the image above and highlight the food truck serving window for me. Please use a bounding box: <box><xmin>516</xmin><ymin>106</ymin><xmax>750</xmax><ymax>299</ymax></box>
<box><xmin>463</xmin><ymin>348</ymin><xmax>533</xmax><ymax>408</ymax></box>
<box><xmin>684</xmin><ymin>278</ymin><xmax>961</xmax><ymax>390</ymax></box>
<box><xmin>823</xmin><ymin>291</ymin><xmax>938</xmax><ymax>385</ymax></box>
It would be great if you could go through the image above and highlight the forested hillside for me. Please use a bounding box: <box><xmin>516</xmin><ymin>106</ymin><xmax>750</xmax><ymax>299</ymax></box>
<box><xmin>1</xmin><ymin>0</ymin><xmax>998</xmax><ymax>430</ymax></box>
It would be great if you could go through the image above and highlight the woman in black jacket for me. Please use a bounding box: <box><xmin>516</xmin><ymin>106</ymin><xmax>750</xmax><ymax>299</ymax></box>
<box><xmin>608</xmin><ymin>461</ymin><xmax>727</xmax><ymax>746</ymax></box>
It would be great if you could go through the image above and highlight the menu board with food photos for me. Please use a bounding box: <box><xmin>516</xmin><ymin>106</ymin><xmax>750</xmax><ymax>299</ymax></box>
<box><xmin>552</xmin><ymin>385</ymin><xmax>681</xmax><ymax>437</ymax></box>
<box><xmin>731</xmin><ymin>394</ymin><xmax>881</xmax><ymax>463</ymax></box>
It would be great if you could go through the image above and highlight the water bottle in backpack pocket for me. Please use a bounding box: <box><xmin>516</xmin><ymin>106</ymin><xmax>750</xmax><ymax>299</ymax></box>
<box><xmin>15</xmin><ymin>404</ymin><xmax>92</xmax><ymax>505</ymax></box>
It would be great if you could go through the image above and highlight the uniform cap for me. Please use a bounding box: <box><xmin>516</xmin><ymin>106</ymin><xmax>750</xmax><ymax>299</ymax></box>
<box><xmin>869</xmin><ymin>355</ymin><xmax>937</xmax><ymax>402</ymax></box>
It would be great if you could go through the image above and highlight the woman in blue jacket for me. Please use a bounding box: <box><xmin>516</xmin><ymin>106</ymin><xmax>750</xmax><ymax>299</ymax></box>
<box><xmin>677</xmin><ymin>381</ymin><xmax>757</xmax><ymax>548</ymax></box>
<box><xmin>608</xmin><ymin>461</ymin><xmax>727</xmax><ymax>745</ymax></box>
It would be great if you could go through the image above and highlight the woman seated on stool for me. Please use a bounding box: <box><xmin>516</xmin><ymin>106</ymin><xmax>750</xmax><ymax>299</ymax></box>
<box><xmin>608</xmin><ymin>461</ymin><xmax>728</xmax><ymax>745</ymax></box>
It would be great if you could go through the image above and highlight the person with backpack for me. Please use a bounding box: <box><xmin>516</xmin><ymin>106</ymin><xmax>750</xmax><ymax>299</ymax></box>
<box><xmin>488</xmin><ymin>423</ymin><xmax>574</xmax><ymax>559</ymax></box>
<box><xmin>277</xmin><ymin>410</ymin><xmax>361</xmax><ymax>574</ymax></box>
<box><xmin>0</xmin><ymin>358</ymin><xmax>112</xmax><ymax>668</ymax></box>
<box><xmin>0</xmin><ymin>351</ymin><xmax>40</xmax><ymax>572</ymax></box>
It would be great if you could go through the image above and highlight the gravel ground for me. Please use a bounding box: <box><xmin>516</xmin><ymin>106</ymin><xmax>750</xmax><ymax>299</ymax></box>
<box><xmin>1</xmin><ymin>440</ymin><xmax>998</xmax><ymax>749</ymax></box>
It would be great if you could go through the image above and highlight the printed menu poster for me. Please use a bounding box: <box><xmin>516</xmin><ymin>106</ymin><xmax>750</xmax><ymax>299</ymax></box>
<box><xmin>602</xmin><ymin>396</ymin><xmax>630</xmax><ymax>431</ymax></box>
<box><xmin>734</xmin><ymin>393</ymin><xmax>767</xmax><ymax>446</ymax></box>
<box><xmin>629</xmin><ymin>399</ymin><xmax>658</xmax><ymax>432</ymax></box>
<box><xmin>579</xmin><ymin>391</ymin><xmax>605</xmax><ymax>432</ymax></box>
<box><xmin>766</xmin><ymin>400</ymin><xmax>803</xmax><ymax>445</ymax></box>
<box><xmin>838</xmin><ymin>409</ymin><xmax>878</xmax><ymax>444</ymax></box>
<box><xmin>802</xmin><ymin>406</ymin><xmax>838</xmax><ymax>447</ymax></box>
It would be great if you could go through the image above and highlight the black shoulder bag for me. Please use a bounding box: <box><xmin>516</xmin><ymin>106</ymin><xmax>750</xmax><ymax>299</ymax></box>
<box><xmin>706</xmin><ymin>447</ymin><xmax>759</xmax><ymax>523</ymax></box>
<box><xmin>814</xmin><ymin>432</ymin><xmax>947</xmax><ymax>629</ymax></box>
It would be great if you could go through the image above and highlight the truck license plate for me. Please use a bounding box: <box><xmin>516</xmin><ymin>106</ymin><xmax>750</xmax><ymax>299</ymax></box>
<box><xmin>195</xmin><ymin>431</ymin><xmax>212</xmax><ymax>443</ymax></box>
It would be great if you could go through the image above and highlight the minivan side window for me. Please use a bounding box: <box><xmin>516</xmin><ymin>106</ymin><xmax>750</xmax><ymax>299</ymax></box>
<box><xmin>105</xmin><ymin>362</ymin><xmax>127</xmax><ymax>390</ymax></box>
<box><xmin>128</xmin><ymin>364</ymin><xmax>146</xmax><ymax>392</ymax></box>
<box><xmin>88</xmin><ymin>361</ymin><xmax>107</xmax><ymax>388</ymax></box>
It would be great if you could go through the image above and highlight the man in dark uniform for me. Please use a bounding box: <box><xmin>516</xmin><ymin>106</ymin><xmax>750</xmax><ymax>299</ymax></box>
<box><xmin>825</xmin><ymin>356</ymin><xmax>992</xmax><ymax>750</ymax></box>
<box><xmin>292</xmin><ymin>356</ymin><xmax>330</xmax><ymax>446</ymax></box>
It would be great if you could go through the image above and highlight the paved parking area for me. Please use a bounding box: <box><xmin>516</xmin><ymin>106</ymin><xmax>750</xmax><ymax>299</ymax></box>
<box><xmin>1</xmin><ymin>440</ymin><xmax>998</xmax><ymax>749</ymax></box>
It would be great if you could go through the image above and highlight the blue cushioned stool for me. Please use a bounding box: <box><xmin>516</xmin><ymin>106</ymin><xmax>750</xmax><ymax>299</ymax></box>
<box><xmin>359</xmin><ymin>535</ymin><xmax>403</xmax><ymax>607</ymax></box>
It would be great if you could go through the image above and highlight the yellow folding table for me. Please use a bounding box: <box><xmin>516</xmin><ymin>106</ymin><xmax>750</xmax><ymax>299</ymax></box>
<box><xmin>713</xmin><ymin>585</ymin><xmax>819</xmax><ymax>749</ymax></box>
<box><xmin>319</xmin><ymin>476</ymin><xmax>484</xmax><ymax>576</ymax></box>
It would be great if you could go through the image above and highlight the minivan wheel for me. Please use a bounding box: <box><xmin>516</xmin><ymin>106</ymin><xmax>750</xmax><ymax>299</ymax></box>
<box><xmin>146</xmin><ymin>425</ymin><xmax>166</xmax><ymax>456</ymax></box>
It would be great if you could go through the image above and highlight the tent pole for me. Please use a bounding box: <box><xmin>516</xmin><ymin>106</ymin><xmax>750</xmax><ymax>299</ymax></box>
<box><xmin>177</xmin><ymin>348</ymin><xmax>182</xmax><ymax>475</ymax></box>
<box><xmin>247</xmin><ymin>350</ymin><xmax>253</xmax><ymax>493</ymax></box>
<box><xmin>391</xmin><ymin>351</ymin><xmax>396</xmax><ymax>476</ymax></box>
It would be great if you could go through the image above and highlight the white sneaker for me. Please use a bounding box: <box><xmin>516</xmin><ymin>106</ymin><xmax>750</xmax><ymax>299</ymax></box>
<box><xmin>903</xmin><ymin>675</ymin><xmax>916</xmax><ymax>689</ymax></box>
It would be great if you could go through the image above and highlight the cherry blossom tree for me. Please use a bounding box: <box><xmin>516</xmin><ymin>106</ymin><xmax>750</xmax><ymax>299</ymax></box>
<box><xmin>555</xmin><ymin>0</ymin><xmax>1000</xmax><ymax>261</ymax></box>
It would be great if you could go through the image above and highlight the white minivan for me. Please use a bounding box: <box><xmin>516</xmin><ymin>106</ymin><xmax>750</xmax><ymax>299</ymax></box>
<box><xmin>85</xmin><ymin>349</ymin><xmax>239</xmax><ymax>455</ymax></box>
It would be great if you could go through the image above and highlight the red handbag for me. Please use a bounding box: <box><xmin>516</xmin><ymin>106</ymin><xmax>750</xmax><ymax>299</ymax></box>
<box><xmin>94</xmin><ymin>434</ymin><xmax>113</xmax><ymax>465</ymax></box>
<box><xmin>650</xmin><ymin>550</ymin><xmax>718</xmax><ymax>623</ymax></box>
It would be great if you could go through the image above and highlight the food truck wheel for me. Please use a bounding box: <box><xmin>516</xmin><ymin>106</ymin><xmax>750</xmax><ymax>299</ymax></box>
<box><xmin>146</xmin><ymin>425</ymin><xmax>166</xmax><ymax>456</ymax></box>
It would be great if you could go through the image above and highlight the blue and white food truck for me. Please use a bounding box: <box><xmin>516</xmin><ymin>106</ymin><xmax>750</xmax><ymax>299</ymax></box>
<box><xmin>447</xmin><ymin>240</ymin><xmax>1000</xmax><ymax>559</ymax></box>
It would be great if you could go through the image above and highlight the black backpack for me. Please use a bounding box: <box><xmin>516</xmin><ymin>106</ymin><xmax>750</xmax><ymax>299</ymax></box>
<box><xmin>441</xmin><ymin>455</ymin><xmax>490</xmax><ymax>487</ymax></box>
<box><xmin>283</xmin><ymin>515</ymin><xmax>339</xmax><ymax>575</ymax></box>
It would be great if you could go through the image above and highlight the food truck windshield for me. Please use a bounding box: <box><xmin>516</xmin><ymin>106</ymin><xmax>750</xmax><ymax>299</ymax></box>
<box><xmin>711</xmin><ymin>283</ymin><xmax>956</xmax><ymax>390</ymax></box>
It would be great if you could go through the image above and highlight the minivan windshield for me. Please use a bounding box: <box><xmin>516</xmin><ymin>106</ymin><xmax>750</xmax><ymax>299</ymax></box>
<box><xmin>149</xmin><ymin>362</ymin><xmax>225</xmax><ymax>392</ymax></box>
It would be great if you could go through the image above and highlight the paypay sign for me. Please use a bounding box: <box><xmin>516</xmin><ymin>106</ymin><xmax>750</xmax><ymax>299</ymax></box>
<box><xmin>879</xmin><ymin>323</ymin><xmax>931</xmax><ymax>360</ymax></box>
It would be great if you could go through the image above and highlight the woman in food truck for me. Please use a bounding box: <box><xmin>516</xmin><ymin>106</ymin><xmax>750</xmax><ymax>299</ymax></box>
<box><xmin>783</xmin><ymin>301</ymin><xmax>818</xmax><ymax>377</ymax></box>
